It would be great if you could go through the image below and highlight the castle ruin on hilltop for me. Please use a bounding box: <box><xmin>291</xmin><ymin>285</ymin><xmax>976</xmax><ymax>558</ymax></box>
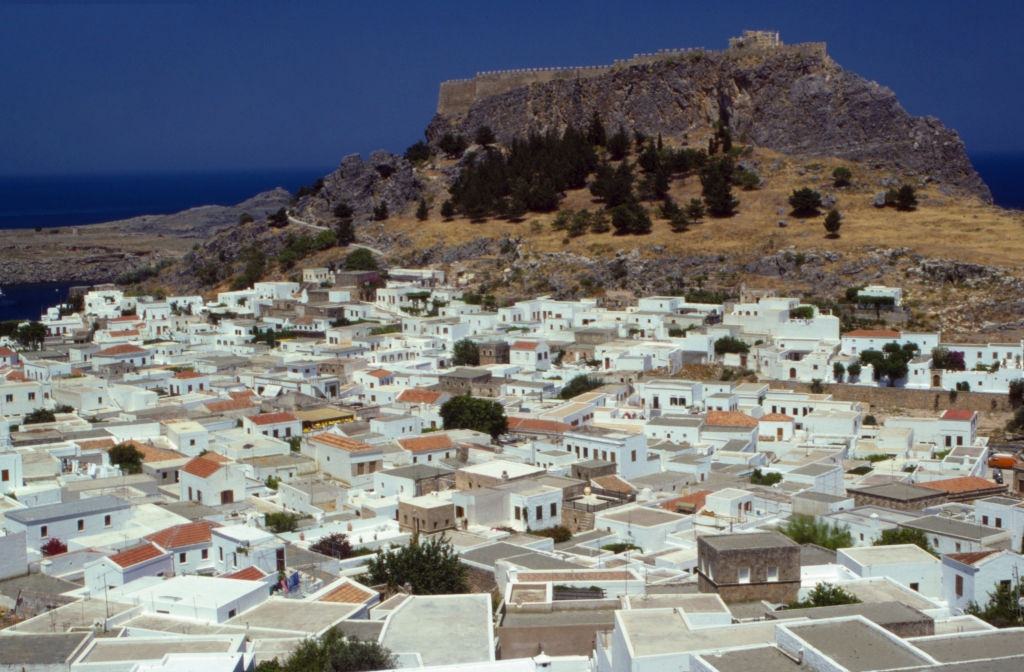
<box><xmin>436</xmin><ymin>31</ymin><xmax>826</xmax><ymax>116</ymax></box>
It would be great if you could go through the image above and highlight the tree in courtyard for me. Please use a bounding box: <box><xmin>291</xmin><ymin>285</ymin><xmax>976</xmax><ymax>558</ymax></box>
<box><xmin>874</xmin><ymin>527</ymin><xmax>933</xmax><ymax>554</ymax></box>
<box><xmin>966</xmin><ymin>580</ymin><xmax>1024</xmax><ymax>628</ymax></box>
<box><xmin>310</xmin><ymin>533</ymin><xmax>356</xmax><ymax>560</ymax></box>
<box><xmin>560</xmin><ymin>375</ymin><xmax>603</xmax><ymax>400</ymax></box>
<box><xmin>109</xmin><ymin>443</ymin><xmax>144</xmax><ymax>475</ymax></box>
<box><xmin>451</xmin><ymin>339</ymin><xmax>480</xmax><ymax>366</ymax></box>
<box><xmin>439</xmin><ymin>395</ymin><xmax>507</xmax><ymax>439</ymax></box>
<box><xmin>778</xmin><ymin>515</ymin><xmax>853</xmax><ymax>551</ymax></box>
<box><xmin>364</xmin><ymin>535</ymin><xmax>469</xmax><ymax>594</ymax></box>
<box><xmin>790</xmin><ymin>582</ymin><xmax>861</xmax><ymax>609</ymax></box>
<box><xmin>255</xmin><ymin>627</ymin><xmax>396</xmax><ymax>672</ymax></box>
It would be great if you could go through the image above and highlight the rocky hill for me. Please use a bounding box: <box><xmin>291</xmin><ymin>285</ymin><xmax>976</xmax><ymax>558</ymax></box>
<box><xmin>427</xmin><ymin>36</ymin><xmax>990</xmax><ymax>201</ymax></box>
<box><xmin>105</xmin><ymin>187</ymin><xmax>292</xmax><ymax>237</ymax></box>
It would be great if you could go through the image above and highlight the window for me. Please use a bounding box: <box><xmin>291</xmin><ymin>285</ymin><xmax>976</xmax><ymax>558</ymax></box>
<box><xmin>179</xmin><ymin>552</ymin><xmax>187</xmax><ymax>563</ymax></box>
<box><xmin>767</xmin><ymin>566</ymin><xmax>779</xmax><ymax>582</ymax></box>
<box><xmin>77</xmin><ymin>519</ymin><xmax>84</xmax><ymax>531</ymax></box>
<box><xmin>955</xmin><ymin>542</ymin><xmax>962</xmax><ymax>552</ymax></box>
<box><xmin>738</xmin><ymin>567</ymin><xmax>750</xmax><ymax>584</ymax></box>
<box><xmin>955</xmin><ymin>574</ymin><xmax>964</xmax><ymax>597</ymax></box>
<box><xmin>40</xmin><ymin>525</ymin><xmax>48</xmax><ymax>538</ymax></box>
<box><xmin>219</xmin><ymin>547</ymin><xmax>223</xmax><ymax>561</ymax></box>
<box><xmin>536</xmin><ymin>505</ymin><xmax>543</xmax><ymax>520</ymax></box>
<box><xmin>982</xmin><ymin>515</ymin><xmax>989</xmax><ymax>525</ymax></box>
<box><xmin>996</xmin><ymin>517</ymin><xmax>1003</xmax><ymax>528</ymax></box>
<box><xmin>550</xmin><ymin>503</ymin><xmax>557</xmax><ymax>517</ymax></box>
<box><xmin>202</xmin><ymin>549</ymin><xmax>208</xmax><ymax>560</ymax></box>
<box><xmin>104</xmin><ymin>515</ymin><xmax>111</xmax><ymax>527</ymax></box>
<box><xmin>1</xmin><ymin>469</ymin><xmax>8</xmax><ymax>482</ymax></box>
<box><xmin>909</xmin><ymin>582</ymin><xmax>919</xmax><ymax>592</ymax></box>
<box><xmin>631</xmin><ymin>450</ymin><xmax>637</xmax><ymax>462</ymax></box>
<box><xmin>514</xmin><ymin>506</ymin><xmax>521</xmax><ymax>521</ymax></box>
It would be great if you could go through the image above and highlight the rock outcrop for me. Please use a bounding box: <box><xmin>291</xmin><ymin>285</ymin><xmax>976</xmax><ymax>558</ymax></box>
<box><xmin>104</xmin><ymin>188</ymin><xmax>292</xmax><ymax>237</ymax></box>
<box><xmin>427</xmin><ymin>40</ymin><xmax>991</xmax><ymax>201</ymax></box>
<box><xmin>294</xmin><ymin>151</ymin><xmax>421</xmax><ymax>224</ymax></box>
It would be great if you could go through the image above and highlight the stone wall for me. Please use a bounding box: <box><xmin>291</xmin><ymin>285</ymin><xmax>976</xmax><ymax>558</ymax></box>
<box><xmin>774</xmin><ymin>381</ymin><xmax>1015</xmax><ymax>414</ymax></box>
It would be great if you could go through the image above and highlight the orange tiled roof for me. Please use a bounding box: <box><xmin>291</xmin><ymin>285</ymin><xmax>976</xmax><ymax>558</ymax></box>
<box><xmin>110</xmin><ymin>314</ymin><xmax>140</xmax><ymax>322</ymax></box>
<box><xmin>510</xmin><ymin>341</ymin><xmax>541</xmax><ymax>351</ymax></box>
<box><xmin>76</xmin><ymin>438</ymin><xmax>117</xmax><ymax>451</ymax></box>
<box><xmin>398</xmin><ymin>434</ymin><xmax>455</xmax><ymax>453</ymax></box>
<box><xmin>174</xmin><ymin>370</ymin><xmax>204</xmax><ymax>379</ymax></box>
<box><xmin>705</xmin><ymin>410</ymin><xmax>759</xmax><ymax>429</ymax></box>
<box><xmin>507</xmin><ymin>416</ymin><xmax>571</xmax><ymax>435</ymax></box>
<box><xmin>946</xmin><ymin>550</ymin><xmax>999</xmax><ymax>566</ymax></box>
<box><xmin>311</xmin><ymin>433</ymin><xmax>377</xmax><ymax>453</ymax></box>
<box><xmin>844</xmin><ymin>329</ymin><xmax>901</xmax><ymax>338</ymax></box>
<box><xmin>397</xmin><ymin>388</ymin><xmax>445</xmax><ymax>404</ymax></box>
<box><xmin>661</xmin><ymin>490</ymin><xmax>710</xmax><ymax>512</ymax></box>
<box><xmin>760</xmin><ymin>413</ymin><xmax>794</xmax><ymax>422</ymax></box>
<box><xmin>223</xmin><ymin>566</ymin><xmax>267</xmax><ymax>581</ymax></box>
<box><xmin>108</xmin><ymin>329</ymin><xmax>140</xmax><ymax>338</ymax></box>
<box><xmin>366</xmin><ymin>369</ymin><xmax>392</xmax><ymax>379</ymax></box>
<box><xmin>182</xmin><ymin>455</ymin><xmax>223</xmax><ymax>478</ymax></box>
<box><xmin>229</xmin><ymin>390</ymin><xmax>256</xmax><ymax>400</ymax></box>
<box><xmin>147</xmin><ymin>520</ymin><xmax>220</xmax><ymax>550</ymax></box>
<box><xmin>109</xmin><ymin>542</ymin><xmax>165</xmax><ymax>568</ymax></box>
<box><xmin>109</xmin><ymin>440</ymin><xmax>183</xmax><ymax>464</ymax></box>
<box><xmin>0</xmin><ymin>347</ymin><xmax>17</xmax><ymax>357</ymax></box>
<box><xmin>318</xmin><ymin>581</ymin><xmax>375</xmax><ymax>604</ymax></box>
<box><xmin>205</xmin><ymin>397</ymin><xmax>257</xmax><ymax>413</ymax></box>
<box><xmin>94</xmin><ymin>343</ymin><xmax>146</xmax><ymax>357</ymax></box>
<box><xmin>248</xmin><ymin>411</ymin><xmax>298</xmax><ymax>426</ymax></box>
<box><xmin>941</xmin><ymin>409</ymin><xmax>976</xmax><ymax>421</ymax></box>
<box><xmin>917</xmin><ymin>476</ymin><xmax>1004</xmax><ymax>495</ymax></box>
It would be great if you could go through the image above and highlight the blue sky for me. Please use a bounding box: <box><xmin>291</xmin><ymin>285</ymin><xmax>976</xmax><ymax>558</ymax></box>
<box><xmin>1</xmin><ymin>1</ymin><xmax>1021</xmax><ymax>175</ymax></box>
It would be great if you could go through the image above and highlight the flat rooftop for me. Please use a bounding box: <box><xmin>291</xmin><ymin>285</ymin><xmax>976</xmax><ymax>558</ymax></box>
<box><xmin>226</xmin><ymin>597</ymin><xmax>360</xmax><ymax>634</ymax></box>
<box><xmin>381</xmin><ymin>594</ymin><xmax>493</xmax><ymax>667</ymax></box>
<box><xmin>78</xmin><ymin>637</ymin><xmax>239</xmax><ymax>663</ymax></box>
<box><xmin>0</xmin><ymin>632</ymin><xmax>91</xmax><ymax>665</ymax></box>
<box><xmin>770</xmin><ymin>601</ymin><xmax>929</xmax><ymax>628</ymax></box>
<box><xmin>601</xmin><ymin>506</ymin><xmax>686</xmax><ymax>527</ymax></box>
<box><xmin>910</xmin><ymin>630</ymin><xmax>1024</xmax><ymax>663</ymax></box>
<box><xmin>786</xmin><ymin>618</ymin><xmax>931</xmax><ymax>671</ymax></box>
<box><xmin>619</xmin><ymin>609</ymin><xmax>776</xmax><ymax>657</ymax></box>
<box><xmin>701</xmin><ymin>531</ymin><xmax>797</xmax><ymax>552</ymax></box>
<box><xmin>841</xmin><ymin>543</ymin><xmax>940</xmax><ymax>566</ymax></box>
<box><xmin>699</xmin><ymin>646</ymin><xmax>800</xmax><ymax>672</ymax></box>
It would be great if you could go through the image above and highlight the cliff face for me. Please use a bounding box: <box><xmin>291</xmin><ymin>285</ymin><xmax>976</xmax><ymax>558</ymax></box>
<box><xmin>293</xmin><ymin>151</ymin><xmax>421</xmax><ymax>224</ymax></box>
<box><xmin>427</xmin><ymin>45</ymin><xmax>991</xmax><ymax>201</ymax></box>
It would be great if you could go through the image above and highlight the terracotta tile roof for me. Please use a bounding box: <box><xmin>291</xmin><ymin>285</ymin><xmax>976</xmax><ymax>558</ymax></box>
<box><xmin>705</xmin><ymin>410</ymin><xmax>759</xmax><ymax>429</ymax></box>
<box><xmin>366</xmin><ymin>369</ymin><xmax>392</xmax><ymax>379</ymax></box>
<box><xmin>510</xmin><ymin>341</ymin><xmax>541</xmax><ymax>351</ymax></box>
<box><xmin>109</xmin><ymin>440</ymin><xmax>183</xmax><ymax>463</ymax></box>
<box><xmin>223</xmin><ymin>566</ymin><xmax>267</xmax><ymax>581</ymax></box>
<box><xmin>248</xmin><ymin>411</ymin><xmax>298</xmax><ymax>426</ymax></box>
<box><xmin>147</xmin><ymin>520</ymin><xmax>220</xmax><ymax>550</ymax></box>
<box><xmin>230</xmin><ymin>390</ymin><xmax>256</xmax><ymax>401</ymax></box>
<box><xmin>941</xmin><ymin>409</ymin><xmax>976</xmax><ymax>421</ymax></box>
<box><xmin>318</xmin><ymin>581</ymin><xmax>375</xmax><ymax>604</ymax></box>
<box><xmin>182</xmin><ymin>455</ymin><xmax>223</xmax><ymax>478</ymax></box>
<box><xmin>2</xmin><ymin>369</ymin><xmax>27</xmax><ymax>382</ymax></box>
<box><xmin>0</xmin><ymin>347</ymin><xmax>17</xmax><ymax>357</ymax></box>
<box><xmin>174</xmin><ymin>370</ymin><xmax>204</xmax><ymax>379</ymax></box>
<box><xmin>917</xmin><ymin>476</ymin><xmax>1005</xmax><ymax>495</ymax></box>
<box><xmin>661</xmin><ymin>490</ymin><xmax>710</xmax><ymax>512</ymax></box>
<box><xmin>205</xmin><ymin>397</ymin><xmax>257</xmax><ymax>413</ymax></box>
<box><xmin>108</xmin><ymin>329</ymin><xmax>140</xmax><ymax>338</ymax></box>
<box><xmin>517</xmin><ymin>570</ymin><xmax>633</xmax><ymax>582</ymax></box>
<box><xmin>946</xmin><ymin>550</ymin><xmax>999</xmax><ymax>566</ymax></box>
<box><xmin>593</xmin><ymin>474</ymin><xmax>636</xmax><ymax>495</ymax></box>
<box><xmin>109</xmin><ymin>542</ymin><xmax>165</xmax><ymax>568</ymax></box>
<box><xmin>844</xmin><ymin>329</ymin><xmax>901</xmax><ymax>338</ymax></box>
<box><xmin>397</xmin><ymin>388</ymin><xmax>445</xmax><ymax>404</ymax></box>
<box><xmin>94</xmin><ymin>343</ymin><xmax>146</xmax><ymax>357</ymax></box>
<box><xmin>311</xmin><ymin>433</ymin><xmax>377</xmax><ymax>453</ymax></box>
<box><xmin>110</xmin><ymin>314</ymin><xmax>140</xmax><ymax>322</ymax></box>
<box><xmin>760</xmin><ymin>413</ymin><xmax>794</xmax><ymax>422</ymax></box>
<box><xmin>506</xmin><ymin>416</ymin><xmax>571</xmax><ymax>435</ymax></box>
<box><xmin>398</xmin><ymin>434</ymin><xmax>455</xmax><ymax>453</ymax></box>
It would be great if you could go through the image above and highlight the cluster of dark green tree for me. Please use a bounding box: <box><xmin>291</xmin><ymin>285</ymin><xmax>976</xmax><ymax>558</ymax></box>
<box><xmin>967</xmin><ymin>580</ymin><xmax>1024</xmax><ymax>628</ymax></box>
<box><xmin>788</xmin><ymin>582</ymin><xmax>861</xmax><ymax>609</ymax></box>
<box><xmin>0</xmin><ymin>320</ymin><xmax>46</xmax><ymax>349</ymax></box>
<box><xmin>364</xmin><ymin>534</ymin><xmax>469</xmax><ymax>594</ymax></box>
<box><xmin>256</xmin><ymin>627</ymin><xmax>395</xmax><ymax>672</ymax></box>
<box><xmin>857</xmin><ymin>341</ymin><xmax>919</xmax><ymax>386</ymax></box>
<box><xmin>439</xmin><ymin>395</ymin><xmax>507</xmax><ymax>439</ymax></box>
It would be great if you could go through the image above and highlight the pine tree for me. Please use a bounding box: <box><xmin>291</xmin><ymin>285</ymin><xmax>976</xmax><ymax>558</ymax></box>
<box><xmin>440</xmin><ymin>200</ymin><xmax>455</xmax><ymax>220</ymax></box>
<box><xmin>415</xmin><ymin>199</ymin><xmax>429</xmax><ymax>221</ymax></box>
<box><xmin>824</xmin><ymin>208</ymin><xmax>842</xmax><ymax>238</ymax></box>
<box><xmin>607</xmin><ymin>125</ymin><xmax>630</xmax><ymax>161</ymax></box>
<box><xmin>700</xmin><ymin>157</ymin><xmax>738</xmax><ymax>217</ymax></box>
<box><xmin>586</xmin><ymin>111</ymin><xmax>606</xmax><ymax>147</ymax></box>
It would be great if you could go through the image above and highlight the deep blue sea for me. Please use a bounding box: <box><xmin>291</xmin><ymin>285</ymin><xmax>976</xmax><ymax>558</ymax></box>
<box><xmin>0</xmin><ymin>168</ymin><xmax>328</xmax><ymax>321</ymax></box>
<box><xmin>0</xmin><ymin>156</ymin><xmax>1021</xmax><ymax>321</ymax></box>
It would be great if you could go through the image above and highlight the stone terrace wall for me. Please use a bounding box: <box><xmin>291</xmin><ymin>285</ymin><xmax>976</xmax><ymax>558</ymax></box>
<box><xmin>776</xmin><ymin>381</ymin><xmax>1015</xmax><ymax>414</ymax></box>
